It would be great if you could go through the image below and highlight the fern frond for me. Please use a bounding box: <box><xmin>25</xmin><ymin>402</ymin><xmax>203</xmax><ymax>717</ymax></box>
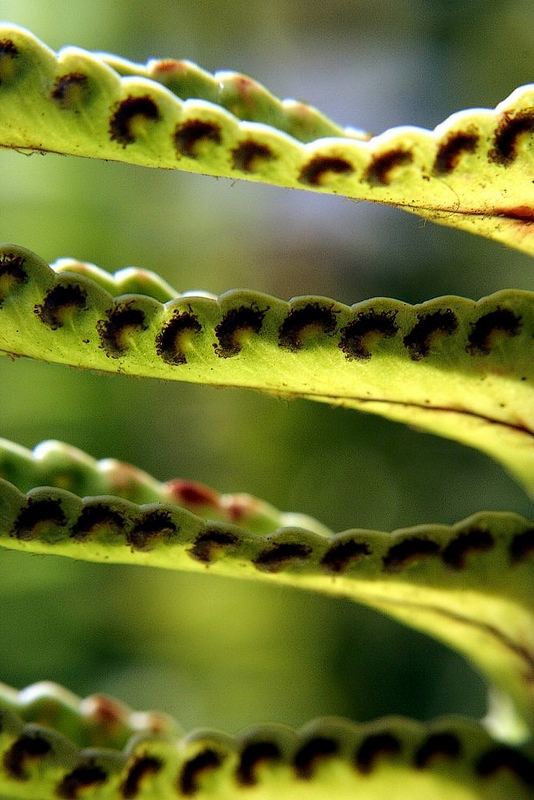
<box><xmin>0</xmin><ymin>25</ymin><xmax>532</xmax><ymax>253</ymax></box>
<box><xmin>0</xmin><ymin>439</ymin><xmax>533</xmax><ymax>730</ymax></box>
<box><xmin>1</xmin><ymin>245</ymin><xmax>532</xmax><ymax>492</ymax></box>
<box><xmin>0</xmin><ymin>682</ymin><xmax>532</xmax><ymax>799</ymax></box>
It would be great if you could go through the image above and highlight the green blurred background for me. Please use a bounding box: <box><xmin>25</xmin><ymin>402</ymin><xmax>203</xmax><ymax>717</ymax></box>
<box><xmin>0</xmin><ymin>0</ymin><xmax>532</xmax><ymax>732</ymax></box>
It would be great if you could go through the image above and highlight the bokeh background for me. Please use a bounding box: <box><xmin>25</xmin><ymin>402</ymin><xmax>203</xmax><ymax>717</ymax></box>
<box><xmin>0</xmin><ymin>0</ymin><xmax>532</xmax><ymax>733</ymax></box>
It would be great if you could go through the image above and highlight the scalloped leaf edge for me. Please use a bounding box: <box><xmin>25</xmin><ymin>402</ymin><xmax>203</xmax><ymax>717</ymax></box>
<box><xmin>0</xmin><ymin>245</ymin><xmax>532</xmax><ymax>493</ymax></box>
<box><xmin>0</xmin><ymin>682</ymin><xmax>533</xmax><ymax>799</ymax></box>
<box><xmin>0</xmin><ymin>438</ymin><xmax>533</xmax><ymax>731</ymax></box>
<box><xmin>0</xmin><ymin>25</ymin><xmax>532</xmax><ymax>253</ymax></box>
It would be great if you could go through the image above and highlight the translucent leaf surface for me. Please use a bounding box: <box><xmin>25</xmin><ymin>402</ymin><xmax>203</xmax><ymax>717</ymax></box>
<box><xmin>0</xmin><ymin>439</ymin><xmax>533</xmax><ymax>731</ymax></box>
<box><xmin>0</xmin><ymin>683</ymin><xmax>533</xmax><ymax>800</ymax></box>
<box><xmin>0</xmin><ymin>25</ymin><xmax>532</xmax><ymax>253</ymax></box>
<box><xmin>0</xmin><ymin>245</ymin><xmax>532</xmax><ymax>493</ymax></box>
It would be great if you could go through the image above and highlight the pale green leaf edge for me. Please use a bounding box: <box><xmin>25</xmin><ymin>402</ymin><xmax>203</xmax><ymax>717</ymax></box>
<box><xmin>0</xmin><ymin>25</ymin><xmax>532</xmax><ymax>253</ymax></box>
<box><xmin>1</xmin><ymin>245</ymin><xmax>532</xmax><ymax>494</ymax></box>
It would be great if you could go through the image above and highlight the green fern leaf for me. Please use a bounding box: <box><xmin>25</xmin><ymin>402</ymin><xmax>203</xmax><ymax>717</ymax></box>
<box><xmin>0</xmin><ymin>25</ymin><xmax>532</xmax><ymax>253</ymax></box>
<box><xmin>0</xmin><ymin>682</ymin><xmax>532</xmax><ymax>799</ymax></box>
<box><xmin>0</xmin><ymin>245</ymin><xmax>532</xmax><ymax>493</ymax></box>
<box><xmin>0</xmin><ymin>439</ymin><xmax>533</xmax><ymax>731</ymax></box>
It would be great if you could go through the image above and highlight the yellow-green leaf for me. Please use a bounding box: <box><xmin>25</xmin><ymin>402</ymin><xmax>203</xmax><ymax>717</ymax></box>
<box><xmin>0</xmin><ymin>25</ymin><xmax>532</xmax><ymax>253</ymax></box>
<box><xmin>0</xmin><ymin>245</ymin><xmax>532</xmax><ymax>493</ymax></box>
<box><xmin>0</xmin><ymin>439</ymin><xmax>533</xmax><ymax>731</ymax></box>
<box><xmin>1</xmin><ymin>682</ymin><xmax>533</xmax><ymax>799</ymax></box>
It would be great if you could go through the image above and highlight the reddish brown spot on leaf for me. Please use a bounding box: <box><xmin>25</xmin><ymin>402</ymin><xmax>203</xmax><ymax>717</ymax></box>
<box><xmin>414</xmin><ymin>732</ymin><xmax>462</xmax><ymax>768</ymax></box>
<box><xmin>294</xmin><ymin>737</ymin><xmax>339</xmax><ymax>779</ymax></box>
<box><xmin>320</xmin><ymin>539</ymin><xmax>371</xmax><ymax>573</ymax></box>
<box><xmin>355</xmin><ymin>732</ymin><xmax>402</xmax><ymax>774</ymax></box>
<box><xmin>4</xmin><ymin>734</ymin><xmax>51</xmax><ymax>780</ymax></box>
<box><xmin>188</xmin><ymin>530</ymin><xmax>239</xmax><ymax>564</ymax></box>
<box><xmin>97</xmin><ymin>302</ymin><xmax>148</xmax><ymax>357</ymax></box>
<box><xmin>57</xmin><ymin>763</ymin><xmax>108</xmax><ymax>799</ymax></box>
<box><xmin>179</xmin><ymin>749</ymin><xmax>223</xmax><ymax>796</ymax></box>
<box><xmin>279</xmin><ymin>303</ymin><xmax>337</xmax><ymax>351</ymax></box>
<box><xmin>0</xmin><ymin>39</ymin><xmax>19</xmax><ymax>86</ymax></box>
<box><xmin>156</xmin><ymin>311</ymin><xmax>202</xmax><ymax>365</ymax></box>
<box><xmin>35</xmin><ymin>283</ymin><xmax>87</xmax><ymax>329</ymax></box>
<box><xmin>51</xmin><ymin>73</ymin><xmax>89</xmax><ymax>108</ymax></box>
<box><xmin>494</xmin><ymin>206</ymin><xmax>534</xmax><ymax>223</ymax></box>
<box><xmin>466</xmin><ymin>308</ymin><xmax>521</xmax><ymax>355</ymax></box>
<box><xmin>490</xmin><ymin>110</ymin><xmax>534</xmax><ymax>164</ymax></box>
<box><xmin>232</xmin><ymin>140</ymin><xmax>273</xmax><ymax>172</ymax></box>
<box><xmin>236</xmin><ymin>741</ymin><xmax>282</xmax><ymax>786</ymax></box>
<box><xmin>442</xmin><ymin>527</ymin><xmax>494</xmax><ymax>570</ymax></box>
<box><xmin>365</xmin><ymin>149</ymin><xmax>413</xmax><ymax>185</ymax></box>
<box><xmin>0</xmin><ymin>251</ymin><xmax>27</xmax><ymax>305</ymax></box>
<box><xmin>109</xmin><ymin>96</ymin><xmax>160</xmax><ymax>146</ymax></box>
<box><xmin>71</xmin><ymin>504</ymin><xmax>127</xmax><ymax>540</ymax></box>
<box><xmin>0</xmin><ymin>40</ymin><xmax>18</xmax><ymax>58</ymax></box>
<box><xmin>174</xmin><ymin>120</ymin><xmax>222</xmax><ymax>157</ymax></box>
<box><xmin>299</xmin><ymin>156</ymin><xmax>353</xmax><ymax>186</ymax></box>
<box><xmin>82</xmin><ymin>694</ymin><xmax>127</xmax><ymax>727</ymax></box>
<box><xmin>127</xmin><ymin>510</ymin><xmax>177</xmax><ymax>551</ymax></box>
<box><xmin>434</xmin><ymin>131</ymin><xmax>479</xmax><ymax>174</ymax></box>
<box><xmin>254</xmin><ymin>542</ymin><xmax>312</xmax><ymax>573</ymax></box>
<box><xmin>339</xmin><ymin>310</ymin><xmax>398</xmax><ymax>360</ymax></box>
<box><xmin>383</xmin><ymin>537</ymin><xmax>441</xmax><ymax>572</ymax></box>
<box><xmin>153</xmin><ymin>59</ymin><xmax>182</xmax><ymax>74</ymax></box>
<box><xmin>509</xmin><ymin>528</ymin><xmax>534</xmax><ymax>563</ymax></box>
<box><xmin>475</xmin><ymin>746</ymin><xmax>534</xmax><ymax>786</ymax></box>
<box><xmin>121</xmin><ymin>756</ymin><xmax>162</xmax><ymax>799</ymax></box>
<box><xmin>12</xmin><ymin>498</ymin><xmax>66</xmax><ymax>541</ymax></box>
<box><xmin>224</xmin><ymin>496</ymin><xmax>260</xmax><ymax>523</ymax></box>
<box><xmin>403</xmin><ymin>309</ymin><xmax>458</xmax><ymax>360</ymax></box>
<box><xmin>167</xmin><ymin>479</ymin><xmax>219</xmax><ymax>507</ymax></box>
<box><xmin>214</xmin><ymin>305</ymin><xmax>267</xmax><ymax>357</ymax></box>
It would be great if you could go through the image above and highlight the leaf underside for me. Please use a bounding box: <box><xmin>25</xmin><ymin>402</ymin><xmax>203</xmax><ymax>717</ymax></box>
<box><xmin>1</xmin><ymin>23</ymin><xmax>533</xmax><ymax>799</ymax></box>
<box><xmin>0</xmin><ymin>683</ymin><xmax>533</xmax><ymax>800</ymax></box>
<box><xmin>0</xmin><ymin>439</ymin><xmax>533</xmax><ymax>733</ymax></box>
<box><xmin>0</xmin><ymin>245</ymin><xmax>532</xmax><ymax>493</ymax></box>
<box><xmin>0</xmin><ymin>25</ymin><xmax>532</xmax><ymax>253</ymax></box>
